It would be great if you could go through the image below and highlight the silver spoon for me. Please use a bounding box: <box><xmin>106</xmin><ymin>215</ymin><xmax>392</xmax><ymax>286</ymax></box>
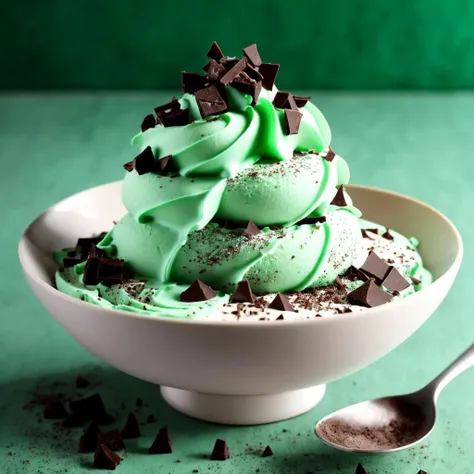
<box><xmin>315</xmin><ymin>343</ymin><xmax>474</xmax><ymax>454</ymax></box>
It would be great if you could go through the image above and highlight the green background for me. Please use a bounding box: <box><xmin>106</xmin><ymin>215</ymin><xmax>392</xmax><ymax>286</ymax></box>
<box><xmin>3</xmin><ymin>0</ymin><xmax>474</xmax><ymax>90</ymax></box>
<box><xmin>1</xmin><ymin>92</ymin><xmax>473</xmax><ymax>473</ymax></box>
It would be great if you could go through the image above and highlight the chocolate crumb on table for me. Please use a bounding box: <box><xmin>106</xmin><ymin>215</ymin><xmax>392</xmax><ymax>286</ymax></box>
<box><xmin>121</xmin><ymin>412</ymin><xmax>141</xmax><ymax>438</ymax></box>
<box><xmin>211</xmin><ymin>439</ymin><xmax>230</xmax><ymax>460</ymax></box>
<box><xmin>93</xmin><ymin>444</ymin><xmax>122</xmax><ymax>470</ymax></box>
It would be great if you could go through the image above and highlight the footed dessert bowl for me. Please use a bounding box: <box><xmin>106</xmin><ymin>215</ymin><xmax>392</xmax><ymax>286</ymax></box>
<box><xmin>19</xmin><ymin>181</ymin><xmax>462</xmax><ymax>425</ymax></box>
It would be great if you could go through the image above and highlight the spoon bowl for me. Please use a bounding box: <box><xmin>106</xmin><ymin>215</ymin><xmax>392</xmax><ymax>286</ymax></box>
<box><xmin>315</xmin><ymin>344</ymin><xmax>474</xmax><ymax>453</ymax></box>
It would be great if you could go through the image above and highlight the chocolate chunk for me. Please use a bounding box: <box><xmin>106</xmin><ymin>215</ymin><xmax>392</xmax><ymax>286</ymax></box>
<box><xmin>141</xmin><ymin>114</ymin><xmax>156</xmax><ymax>132</ymax></box>
<box><xmin>146</xmin><ymin>414</ymin><xmax>157</xmax><ymax>423</ymax></box>
<box><xmin>331</xmin><ymin>185</ymin><xmax>347</xmax><ymax>207</ymax></box>
<box><xmin>181</xmin><ymin>72</ymin><xmax>207</xmax><ymax>94</ymax></box>
<box><xmin>99</xmin><ymin>429</ymin><xmax>125</xmax><ymax>451</ymax></box>
<box><xmin>211</xmin><ymin>439</ymin><xmax>230</xmax><ymax>460</ymax></box>
<box><xmin>203</xmin><ymin>59</ymin><xmax>227</xmax><ymax>82</ymax></box>
<box><xmin>69</xmin><ymin>393</ymin><xmax>113</xmax><ymax>425</ymax></box>
<box><xmin>149</xmin><ymin>427</ymin><xmax>173</xmax><ymax>454</ymax></box>
<box><xmin>359</xmin><ymin>252</ymin><xmax>390</xmax><ymax>283</ymax></box>
<box><xmin>207</xmin><ymin>41</ymin><xmax>224</xmax><ymax>61</ymax></box>
<box><xmin>220</xmin><ymin>57</ymin><xmax>248</xmax><ymax>85</ymax></box>
<box><xmin>157</xmin><ymin>155</ymin><xmax>174</xmax><ymax>174</ymax></box>
<box><xmin>268</xmin><ymin>293</ymin><xmax>296</xmax><ymax>312</ymax></box>
<box><xmin>155</xmin><ymin>98</ymin><xmax>190</xmax><ymax>127</ymax></box>
<box><xmin>242</xmin><ymin>221</ymin><xmax>261</xmax><ymax>237</ymax></box>
<box><xmin>66</xmin><ymin>233</ymin><xmax>107</xmax><ymax>263</ymax></box>
<box><xmin>195</xmin><ymin>85</ymin><xmax>228</xmax><ymax>119</ymax></box>
<box><xmin>276</xmin><ymin>315</ymin><xmax>284</xmax><ymax>320</ymax></box>
<box><xmin>136</xmin><ymin>397</ymin><xmax>143</xmax><ymax>407</ymax></box>
<box><xmin>94</xmin><ymin>444</ymin><xmax>122</xmax><ymax>470</ymax></box>
<box><xmin>411</xmin><ymin>276</ymin><xmax>422</xmax><ymax>286</ymax></box>
<box><xmin>133</xmin><ymin>146</ymin><xmax>156</xmax><ymax>175</ymax></box>
<box><xmin>293</xmin><ymin>95</ymin><xmax>311</xmax><ymax>107</ymax></box>
<box><xmin>245</xmin><ymin>63</ymin><xmax>263</xmax><ymax>82</ymax></box>
<box><xmin>76</xmin><ymin>375</ymin><xmax>91</xmax><ymax>389</ymax></box>
<box><xmin>154</xmin><ymin>96</ymin><xmax>180</xmax><ymax>114</ymax></box>
<box><xmin>243</xmin><ymin>43</ymin><xmax>262</xmax><ymax>67</ymax></box>
<box><xmin>180</xmin><ymin>279</ymin><xmax>217</xmax><ymax>302</ymax></box>
<box><xmin>347</xmin><ymin>280</ymin><xmax>392</xmax><ymax>308</ymax></box>
<box><xmin>417</xmin><ymin>471</ymin><xmax>428</xmax><ymax>474</ymax></box>
<box><xmin>230</xmin><ymin>280</ymin><xmax>256</xmax><ymax>303</ymax></box>
<box><xmin>324</xmin><ymin>147</ymin><xmax>336</xmax><ymax>162</ymax></box>
<box><xmin>272</xmin><ymin>92</ymin><xmax>297</xmax><ymax>110</ymax></box>
<box><xmin>83</xmin><ymin>255</ymin><xmax>101</xmax><ymax>286</ymax></box>
<box><xmin>284</xmin><ymin>109</ymin><xmax>303</xmax><ymax>135</ymax></box>
<box><xmin>121</xmin><ymin>412</ymin><xmax>140</xmax><ymax>439</ymax></box>
<box><xmin>382</xmin><ymin>228</ymin><xmax>394</xmax><ymax>240</ymax></box>
<box><xmin>343</xmin><ymin>265</ymin><xmax>368</xmax><ymax>282</ymax></box>
<box><xmin>96</xmin><ymin>257</ymin><xmax>128</xmax><ymax>287</ymax></box>
<box><xmin>259</xmin><ymin>63</ymin><xmax>280</xmax><ymax>90</ymax></box>
<box><xmin>355</xmin><ymin>464</ymin><xmax>368</xmax><ymax>474</ymax></box>
<box><xmin>262</xmin><ymin>445</ymin><xmax>274</xmax><ymax>457</ymax></box>
<box><xmin>366</xmin><ymin>228</ymin><xmax>379</xmax><ymax>235</ymax></box>
<box><xmin>232</xmin><ymin>74</ymin><xmax>262</xmax><ymax>105</ymax></box>
<box><xmin>361</xmin><ymin>229</ymin><xmax>372</xmax><ymax>239</ymax></box>
<box><xmin>220</xmin><ymin>56</ymin><xmax>240</xmax><ymax>70</ymax></box>
<box><xmin>44</xmin><ymin>400</ymin><xmax>68</xmax><ymax>419</ymax></box>
<box><xmin>123</xmin><ymin>159</ymin><xmax>134</xmax><ymax>172</ymax></box>
<box><xmin>79</xmin><ymin>422</ymin><xmax>100</xmax><ymax>453</ymax></box>
<box><xmin>382</xmin><ymin>267</ymin><xmax>410</xmax><ymax>293</ymax></box>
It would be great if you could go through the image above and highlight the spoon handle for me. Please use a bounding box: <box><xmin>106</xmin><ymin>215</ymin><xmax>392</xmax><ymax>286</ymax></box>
<box><xmin>424</xmin><ymin>343</ymin><xmax>474</xmax><ymax>401</ymax></box>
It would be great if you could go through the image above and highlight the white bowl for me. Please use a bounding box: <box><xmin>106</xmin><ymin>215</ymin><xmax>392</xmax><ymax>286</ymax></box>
<box><xmin>18</xmin><ymin>182</ymin><xmax>462</xmax><ymax>425</ymax></box>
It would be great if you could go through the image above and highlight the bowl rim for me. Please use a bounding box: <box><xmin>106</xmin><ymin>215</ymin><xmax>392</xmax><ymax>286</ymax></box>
<box><xmin>18</xmin><ymin>181</ymin><xmax>463</xmax><ymax>328</ymax></box>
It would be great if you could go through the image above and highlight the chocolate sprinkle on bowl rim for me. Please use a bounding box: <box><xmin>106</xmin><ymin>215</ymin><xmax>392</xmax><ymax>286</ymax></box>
<box><xmin>20</xmin><ymin>183</ymin><xmax>462</xmax><ymax>328</ymax></box>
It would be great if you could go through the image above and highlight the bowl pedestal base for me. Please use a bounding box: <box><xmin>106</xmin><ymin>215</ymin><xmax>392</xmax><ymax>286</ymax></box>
<box><xmin>160</xmin><ymin>384</ymin><xmax>326</xmax><ymax>425</ymax></box>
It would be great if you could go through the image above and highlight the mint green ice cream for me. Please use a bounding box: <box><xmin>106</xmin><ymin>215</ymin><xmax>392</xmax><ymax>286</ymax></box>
<box><xmin>54</xmin><ymin>43</ymin><xmax>432</xmax><ymax>320</ymax></box>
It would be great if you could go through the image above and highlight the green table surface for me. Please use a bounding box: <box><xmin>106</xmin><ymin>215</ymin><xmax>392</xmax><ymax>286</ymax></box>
<box><xmin>0</xmin><ymin>92</ymin><xmax>473</xmax><ymax>474</ymax></box>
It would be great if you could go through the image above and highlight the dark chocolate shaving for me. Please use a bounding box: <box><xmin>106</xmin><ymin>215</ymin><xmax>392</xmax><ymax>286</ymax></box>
<box><xmin>347</xmin><ymin>280</ymin><xmax>392</xmax><ymax>308</ymax></box>
<box><xmin>155</xmin><ymin>97</ymin><xmax>190</xmax><ymax>127</ymax></box>
<box><xmin>157</xmin><ymin>155</ymin><xmax>174</xmax><ymax>174</ymax></box>
<box><xmin>324</xmin><ymin>147</ymin><xmax>336</xmax><ymax>162</ymax></box>
<box><xmin>245</xmin><ymin>63</ymin><xmax>263</xmax><ymax>82</ymax></box>
<box><xmin>331</xmin><ymin>185</ymin><xmax>347</xmax><ymax>207</ymax></box>
<box><xmin>382</xmin><ymin>228</ymin><xmax>394</xmax><ymax>240</ymax></box>
<box><xmin>94</xmin><ymin>444</ymin><xmax>122</xmax><ymax>470</ymax></box>
<box><xmin>207</xmin><ymin>41</ymin><xmax>225</xmax><ymax>61</ymax></box>
<box><xmin>359</xmin><ymin>251</ymin><xmax>390</xmax><ymax>284</ymax></box>
<box><xmin>242</xmin><ymin>221</ymin><xmax>261</xmax><ymax>237</ymax></box>
<box><xmin>268</xmin><ymin>293</ymin><xmax>296</xmax><ymax>312</ymax></box>
<box><xmin>195</xmin><ymin>85</ymin><xmax>228</xmax><ymax>118</ymax></box>
<box><xmin>382</xmin><ymin>267</ymin><xmax>410</xmax><ymax>293</ymax></box>
<box><xmin>230</xmin><ymin>280</ymin><xmax>256</xmax><ymax>303</ymax></box>
<box><xmin>411</xmin><ymin>276</ymin><xmax>422</xmax><ymax>286</ymax></box>
<box><xmin>343</xmin><ymin>265</ymin><xmax>369</xmax><ymax>282</ymax></box>
<box><xmin>141</xmin><ymin>114</ymin><xmax>156</xmax><ymax>132</ymax></box>
<box><xmin>180</xmin><ymin>279</ymin><xmax>217</xmax><ymax>303</ymax></box>
<box><xmin>293</xmin><ymin>95</ymin><xmax>311</xmax><ymax>107</ymax></box>
<box><xmin>181</xmin><ymin>72</ymin><xmax>207</xmax><ymax>94</ymax></box>
<box><xmin>243</xmin><ymin>43</ymin><xmax>262</xmax><ymax>67</ymax></box>
<box><xmin>232</xmin><ymin>74</ymin><xmax>262</xmax><ymax>105</ymax></box>
<box><xmin>149</xmin><ymin>427</ymin><xmax>173</xmax><ymax>454</ymax></box>
<box><xmin>296</xmin><ymin>216</ymin><xmax>326</xmax><ymax>226</ymax></box>
<box><xmin>259</xmin><ymin>63</ymin><xmax>280</xmax><ymax>90</ymax></box>
<box><xmin>220</xmin><ymin>57</ymin><xmax>248</xmax><ymax>85</ymax></box>
<box><xmin>276</xmin><ymin>314</ymin><xmax>284</xmax><ymax>320</ymax></box>
<box><xmin>121</xmin><ymin>412</ymin><xmax>141</xmax><ymax>439</ymax></box>
<box><xmin>211</xmin><ymin>439</ymin><xmax>230</xmax><ymax>460</ymax></box>
<box><xmin>262</xmin><ymin>445</ymin><xmax>274</xmax><ymax>457</ymax></box>
<box><xmin>284</xmin><ymin>109</ymin><xmax>303</xmax><ymax>135</ymax></box>
<box><xmin>272</xmin><ymin>91</ymin><xmax>298</xmax><ymax>110</ymax></box>
<box><xmin>79</xmin><ymin>421</ymin><xmax>100</xmax><ymax>453</ymax></box>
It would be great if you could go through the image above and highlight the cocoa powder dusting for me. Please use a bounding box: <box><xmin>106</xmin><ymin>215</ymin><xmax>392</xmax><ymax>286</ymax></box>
<box><xmin>317</xmin><ymin>398</ymin><xmax>425</xmax><ymax>451</ymax></box>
